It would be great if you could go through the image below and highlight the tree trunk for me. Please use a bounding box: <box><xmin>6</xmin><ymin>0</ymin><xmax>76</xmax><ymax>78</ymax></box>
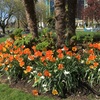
<box><xmin>1</xmin><ymin>26</ymin><xmax>6</xmax><ymax>34</ymax></box>
<box><xmin>67</xmin><ymin>0</ymin><xmax>77</xmax><ymax>43</ymax></box>
<box><xmin>54</xmin><ymin>0</ymin><xmax>66</xmax><ymax>48</ymax></box>
<box><xmin>17</xmin><ymin>15</ymin><xmax>20</xmax><ymax>28</ymax></box>
<box><xmin>22</xmin><ymin>0</ymin><xmax>38</xmax><ymax>38</ymax></box>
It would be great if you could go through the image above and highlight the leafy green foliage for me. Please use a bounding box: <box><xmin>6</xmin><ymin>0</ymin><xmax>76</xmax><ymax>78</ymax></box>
<box><xmin>14</xmin><ymin>34</ymin><xmax>32</xmax><ymax>47</ymax></box>
<box><xmin>9</xmin><ymin>28</ymin><xmax>23</xmax><ymax>40</ymax></box>
<box><xmin>36</xmin><ymin>41</ymin><xmax>49</xmax><ymax>50</ymax></box>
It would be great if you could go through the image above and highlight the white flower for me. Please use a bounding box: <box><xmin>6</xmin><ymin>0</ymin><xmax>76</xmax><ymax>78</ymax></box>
<box><xmin>81</xmin><ymin>60</ymin><xmax>84</xmax><ymax>64</ymax></box>
<box><xmin>30</xmin><ymin>71</ymin><xmax>37</xmax><ymax>74</ymax></box>
<box><xmin>33</xmin><ymin>71</ymin><xmax>37</xmax><ymax>73</ymax></box>
<box><xmin>7</xmin><ymin>65</ymin><xmax>10</xmax><ymax>68</ymax></box>
<box><xmin>42</xmin><ymin>84</ymin><xmax>47</xmax><ymax>87</ymax></box>
<box><xmin>7</xmin><ymin>77</ymin><xmax>10</xmax><ymax>80</ymax></box>
<box><xmin>64</xmin><ymin>70</ymin><xmax>70</xmax><ymax>75</ymax></box>
<box><xmin>61</xmin><ymin>48</ymin><xmax>64</xmax><ymax>51</ymax></box>
<box><xmin>98</xmin><ymin>68</ymin><xmax>100</xmax><ymax>72</ymax></box>
<box><xmin>56</xmin><ymin>58</ymin><xmax>58</xmax><ymax>60</ymax></box>
<box><xmin>40</xmin><ymin>76</ymin><xmax>45</xmax><ymax>79</ymax></box>
<box><xmin>66</xmin><ymin>56</ymin><xmax>71</xmax><ymax>59</ymax></box>
<box><xmin>54</xmin><ymin>69</ymin><xmax>57</xmax><ymax>73</ymax></box>
<box><xmin>44</xmin><ymin>87</ymin><xmax>48</xmax><ymax>91</ymax></box>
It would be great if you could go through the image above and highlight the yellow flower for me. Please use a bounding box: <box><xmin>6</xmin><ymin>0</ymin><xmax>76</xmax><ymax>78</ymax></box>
<box><xmin>52</xmin><ymin>89</ymin><xmax>58</xmax><ymax>95</ymax></box>
<box><xmin>3</xmin><ymin>47</ymin><xmax>6</xmax><ymax>52</ymax></box>
<box><xmin>86</xmin><ymin>60</ymin><xmax>90</xmax><ymax>65</ymax></box>
<box><xmin>24</xmin><ymin>70</ymin><xmax>27</xmax><ymax>74</ymax></box>
<box><xmin>89</xmin><ymin>65</ymin><xmax>94</xmax><ymax>69</ymax></box>
<box><xmin>34</xmin><ymin>77</ymin><xmax>38</xmax><ymax>83</ymax></box>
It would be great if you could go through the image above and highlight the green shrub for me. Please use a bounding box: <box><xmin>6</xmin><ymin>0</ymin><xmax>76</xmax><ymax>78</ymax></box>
<box><xmin>14</xmin><ymin>34</ymin><xmax>32</xmax><ymax>47</ymax></box>
<box><xmin>36</xmin><ymin>41</ymin><xmax>49</xmax><ymax>51</ymax></box>
<box><xmin>9</xmin><ymin>28</ymin><xmax>23</xmax><ymax>40</ymax></box>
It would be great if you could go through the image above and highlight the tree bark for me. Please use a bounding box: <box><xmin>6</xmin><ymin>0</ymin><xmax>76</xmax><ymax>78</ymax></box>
<box><xmin>67</xmin><ymin>0</ymin><xmax>77</xmax><ymax>42</ymax></box>
<box><xmin>2</xmin><ymin>27</ymin><xmax>6</xmax><ymax>34</ymax></box>
<box><xmin>54</xmin><ymin>0</ymin><xmax>66</xmax><ymax>48</ymax></box>
<box><xmin>22</xmin><ymin>0</ymin><xmax>38</xmax><ymax>38</ymax></box>
<box><xmin>0</xmin><ymin>25</ymin><xmax>6</xmax><ymax>34</ymax></box>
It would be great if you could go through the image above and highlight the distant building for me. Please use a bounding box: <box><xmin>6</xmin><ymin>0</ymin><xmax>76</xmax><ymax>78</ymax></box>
<box><xmin>43</xmin><ymin>0</ymin><xmax>87</xmax><ymax>19</ymax></box>
<box><xmin>44</xmin><ymin>0</ymin><xmax>54</xmax><ymax>16</ymax></box>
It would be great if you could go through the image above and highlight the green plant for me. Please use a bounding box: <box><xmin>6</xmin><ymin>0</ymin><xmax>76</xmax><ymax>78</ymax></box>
<box><xmin>9</xmin><ymin>28</ymin><xmax>23</xmax><ymax>40</ymax></box>
<box><xmin>80</xmin><ymin>43</ymin><xmax>100</xmax><ymax>86</ymax></box>
<box><xmin>36</xmin><ymin>41</ymin><xmax>49</xmax><ymax>51</ymax></box>
<box><xmin>14</xmin><ymin>34</ymin><xmax>33</xmax><ymax>47</ymax></box>
<box><xmin>38</xmin><ymin>30</ymin><xmax>56</xmax><ymax>50</ymax></box>
<box><xmin>0</xmin><ymin>37</ymin><xmax>100</xmax><ymax>97</ymax></box>
<box><xmin>83</xmin><ymin>35</ymin><xmax>93</xmax><ymax>43</ymax></box>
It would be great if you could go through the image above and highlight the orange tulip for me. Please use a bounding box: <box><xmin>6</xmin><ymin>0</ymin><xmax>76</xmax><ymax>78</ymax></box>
<box><xmin>88</xmin><ymin>54</ymin><xmax>96</xmax><ymax>61</ymax></box>
<box><xmin>72</xmin><ymin>46</ymin><xmax>77</xmax><ymax>52</ymax></box>
<box><xmin>40</xmin><ymin>56</ymin><xmax>45</xmax><ymax>62</ymax></box>
<box><xmin>21</xmin><ymin>45</ymin><xmax>25</xmax><ymax>49</ymax></box>
<box><xmin>37</xmin><ymin>72</ymin><xmax>42</xmax><ymax>76</ymax></box>
<box><xmin>32</xmin><ymin>46</ymin><xmax>36</xmax><ymax>52</ymax></box>
<box><xmin>28</xmin><ymin>55</ymin><xmax>34</xmax><ymax>60</ymax></box>
<box><xmin>57</xmin><ymin>49</ymin><xmax>62</xmax><ymax>54</ymax></box>
<box><xmin>19</xmin><ymin>61</ymin><xmax>25</xmax><ymax>67</ymax></box>
<box><xmin>93</xmin><ymin>62</ymin><xmax>99</xmax><ymax>67</ymax></box>
<box><xmin>45</xmin><ymin>50</ymin><xmax>53</xmax><ymax>56</ymax></box>
<box><xmin>44</xmin><ymin>70</ymin><xmax>51</xmax><ymax>77</ymax></box>
<box><xmin>0</xmin><ymin>57</ymin><xmax>3</xmax><ymax>63</ymax></box>
<box><xmin>63</xmin><ymin>46</ymin><xmax>69</xmax><ymax>51</ymax></box>
<box><xmin>4</xmin><ymin>67</ymin><xmax>8</xmax><ymax>71</ymax></box>
<box><xmin>66</xmin><ymin>51</ymin><xmax>72</xmax><ymax>56</ymax></box>
<box><xmin>32</xmin><ymin>89</ymin><xmax>38</xmax><ymax>96</ymax></box>
<box><xmin>34</xmin><ymin>51</ymin><xmax>42</xmax><ymax>57</ymax></box>
<box><xmin>89</xmin><ymin>43</ymin><xmax>93</xmax><ymax>47</ymax></box>
<box><xmin>26</xmin><ymin>66</ymin><xmax>32</xmax><ymax>72</ymax></box>
<box><xmin>17</xmin><ymin>57</ymin><xmax>24</xmax><ymax>63</ymax></box>
<box><xmin>58</xmin><ymin>64</ymin><xmax>64</xmax><ymax>70</ymax></box>
<box><xmin>88</xmin><ymin>49</ymin><xmax>94</xmax><ymax>54</ymax></box>
<box><xmin>9</xmin><ymin>55</ymin><xmax>14</xmax><ymax>62</ymax></box>
<box><xmin>0</xmin><ymin>44</ymin><xmax>3</xmax><ymax>51</ymax></box>
<box><xmin>75</xmin><ymin>54</ymin><xmax>81</xmax><ymax>60</ymax></box>
<box><xmin>23</xmin><ymin>48</ymin><xmax>31</xmax><ymax>55</ymax></box>
<box><xmin>57</xmin><ymin>53</ymin><xmax>64</xmax><ymax>59</ymax></box>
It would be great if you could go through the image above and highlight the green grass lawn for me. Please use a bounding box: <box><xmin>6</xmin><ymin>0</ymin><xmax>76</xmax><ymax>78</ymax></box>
<box><xmin>0</xmin><ymin>83</ymin><xmax>99</xmax><ymax>100</ymax></box>
<box><xmin>0</xmin><ymin>84</ymin><xmax>54</xmax><ymax>100</ymax></box>
<box><xmin>76</xmin><ymin>31</ymin><xmax>100</xmax><ymax>38</ymax></box>
<box><xmin>0</xmin><ymin>37</ymin><xmax>8</xmax><ymax>43</ymax></box>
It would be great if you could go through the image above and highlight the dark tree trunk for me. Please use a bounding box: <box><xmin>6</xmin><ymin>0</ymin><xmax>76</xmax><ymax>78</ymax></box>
<box><xmin>22</xmin><ymin>0</ymin><xmax>38</xmax><ymax>38</ymax></box>
<box><xmin>54</xmin><ymin>0</ymin><xmax>66</xmax><ymax>48</ymax></box>
<box><xmin>67</xmin><ymin>0</ymin><xmax>77</xmax><ymax>42</ymax></box>
<box><xmin>1</xmin><ymin>26</ymin><xmax>6</xmax><ymax>34</ymax></box>
<box><xmin>17</xmin><ymin>16</ymin><xmax>20</xmax><ymax>28</ymax></box>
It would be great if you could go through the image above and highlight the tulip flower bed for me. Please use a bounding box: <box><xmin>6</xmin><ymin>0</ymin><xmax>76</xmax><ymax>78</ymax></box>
<box><xmin>0</xmin><ymin>37</ymin><xmax>100</xmax><ymax>97</ymax></box>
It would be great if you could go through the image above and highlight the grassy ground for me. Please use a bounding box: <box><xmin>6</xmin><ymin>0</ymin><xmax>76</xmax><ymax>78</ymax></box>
<box><xmin>0</xmin><ymin>37</ymin><xmax>8</xmax><ymax>43</ymax></box>
<box><xmin>76</xmin><ymin>31</ymin><xmax>100</xmax><ymax>38</ymax></box>
<box><xmin>0</xmin><ymin>83</ymin><xmax>99</xmax><ymax>100</ymax></box>
<box><xmin>0</xmin><ymin>84</ymin><xmax>54</xmax><ymax>100</ymax></box>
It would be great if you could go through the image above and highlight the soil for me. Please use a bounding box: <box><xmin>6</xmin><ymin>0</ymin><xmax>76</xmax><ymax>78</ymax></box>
<box><xmin>0</xmin><ymin>75</ymin><xmax>100</xmax><ymax>100</ymax></box>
